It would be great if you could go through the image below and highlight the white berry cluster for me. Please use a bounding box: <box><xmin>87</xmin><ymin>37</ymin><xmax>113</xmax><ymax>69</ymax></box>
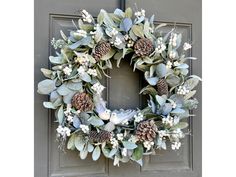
<box><xmin>81</xmin><ymin>9</ymin><xmax>93</xmax><ymax>23</ymax></box>
<box><xmin>177</xmin><ymin>85</ymin><xmax>190</xmax><ymax>95</ymax></box>
<box><xmin>110</xmin><ymin>28</ymin><xmax>119</xmax><ymax>36</ymax></box>
<box><xmin>75</xmin><ymin>52</ymin><xmax>90</xmax><ymax>66</ymax></box>
<box><xmin>169</xmin><ymin>50</ymin><xmax>177</xmax><ymax>59</ymax></box>
<box><xmin>143</xmin><ymin>141</ymin><xmax>154</xmax><ymax>151</ymax></box>
<box><xmin>134</xmin><ymin>9</ymin><xmax>145</xmax><ymax>18</ymax></box>
<box><xmin>110</xmin><ymin>137</ymin><xmax>119</xmax><ymax>148</ymax></box>
<box><xmin>56</xmin><ymin>125</ymin><xmax>71</xmax><ymax>137</ymax></box>
<box><xmin>51</xmin><ymin>38</ymin><xmax>65</xmax><ymax>49</ymax></box>
<box><xmin>171</xmin><ymin>128</ymin><xmax>185</xmax><ymax>140</ymax></box>
<box><xmin>80</xmin><ymin>124</ymin><xmax>89</xmax><ymax>134</ymax></box>
<box><xmin>114</xmin><ymin>36</ymin><xmax>122</xmax><ymax>46</ymax></box>
<box><xmin>87</xmin><ymin>68</ymin><xmax>97</xmax><ymax>77</ymax></box>
<box><xmin>76</xmin><ymin>29</ymin><xmax>87</xmax><ymax>38</ymax></box>
<box><xmin>169</xmin><ymin>33</ymin><xmax>178</xmax><ymax>47</ymax></box>
<box><xmin>134</xmin><ymin>112</ymin><xmax>144</xmax><ymax>123</ymax></box>
<box><xmin>183</xmin><ymin>42</ymin><xmax>192</xmax><ymax>51</ymax></box>
<box><xmin>128</xmin><ymin>135</ymin><xmax>138</xmax><ymax>143</ymax></box>
<box><xmin>155</xmin><ymin>37</ymin><xmax>166</xmax><ymax>53</ymax></box>
<box><xmin>63</xmin><ymin>66</ymin><xmax>72</xmax><ymax>76</ymax></box>
<box><xmin>158</xmin><ymin>130</ymin><xmax>169</xmax><ymax>139</ymax></box>
<box><xmin>171</xmin><ymin>141</ymin><xmax>181</xmax><ymax>150</ymax></box>
<box><xmin>121</xmin><ymin>119</ymin><xmax>129</xmax><ymax>125</ymax></box>
<box><xmin>91</xmin><ymin>82</ymin><xmax>105</xmax><ymax>95</ymax></box>
<box><xmin>116</xmin><ymin>133</ymin><xmax>124</xmax><ymax>141</ymax></box>
<box><xmin>77</xmin><ymin>66</ymin><xmax>86</xmax><ymax>75</ymax></box>
<box><xmin>166</xmin><ymin>61</ymin><xmax>173</xmax><ymax>69</ymax></box>
<box><xmin>162</xmin><ymin>115</ymin><xmax>180</xmax><ymax>127</ymax></box>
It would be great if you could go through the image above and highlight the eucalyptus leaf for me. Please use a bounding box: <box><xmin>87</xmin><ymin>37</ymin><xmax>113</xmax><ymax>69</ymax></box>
<box><xmin>66</xmin><ymin>82</ymin><xmax>82</xmax><ymax>91</ymax></box>
<box><xmin>100</xmin><ymin>9</ymin><xmax>116</xmax><ymax>27</ymax></box>
<box><xmin>122</xmin><ymin>141</ymin><xmax>137</xmax><ymax>149</ymax></box>
<box><xmin>97</xmin><ymin>11</ymin><xmax>104</xmax><ymax>25</ymax></box>
<box><xmin>92</xmin><ymin>146</ymin><xmax>101</xmax><ymax>161</ymax></box>
<box><xmin>114</xmin><ymin>8</ymin><xmax>125</xmax><ymax>17</ymax></box>
<box><xmin>38</xmin><ymin>79</ymin><xmax>56</xmax><ymax>95</ymax></box>
<box><xmin>156</xmin><ymin>63</ymin><xmax>167</xmax><ymax>78</ymax></box>
<box><xmin>132</xmin><ymin>25</ymin><xmax>144</xmax><ymax>38</ymax></box>
<box><xmin>120</xmin><ymin>18</ymin><xmax>132</xmax><ymax>32</ymax></box>
<box><xmin>155</xmin><ymin>95</ymin><xmax>167</xmax><ymax>106</ymax></box>
<box><xmin>144</xmin><ymin>71</ymin><xmax>159</xmax><ymax>86</ymax></box>
<box><xmin>60</xmin><ymin>30</ymin><xmax>68</xmax><ymax>41</ymax></box>
<box><xmin>88</xmin><ymin>116</ymin><xmax>104</xmax><ymax>126</ymax></box>
<box><xmin>184</xmin><ymin>78</ymin><xmax>199</xmax><ymax>90</ymax></box>
<box><xmin>109</xmin><ymin>148</ymin><xmax>118</xmax><ymax>158</ymax></box>
<box><xmin>87</xmin><ymin>143</ymin><xmax>94</xmax><ymax>152</ymax></box>
<box><xmin>75</xmin><ymin>136</ymin><xmax>85</xmax><ymax>151</ymax></box>
<box><xmin>125</xmin><ymin>7</ymin><xmax>132</xmax><ymax>18</ymax></box>
<box><xmin>63</xmin><ymin>90</ymin><xmax>77</xmax><ymax>104</ymax></box>
<box><xmin>166</xmin><ymin>74</ymin><xmax>180</xmax><ymax>87</ymax></box>
<box><xmin>184</xmin><ymin>90</ymin><xmax>196</xmax><ymax>100</ymax></box>
<box><xmin>102</xmin><ymin>147</ymin><xmax>111</xmax><ymax>158</ymax></box>
<box><xmin>57</xmin><ymin>105</ymin><xmax>64</xmax><ymax>124</ymax></box>
<box><xmin>171</xmin><ymin>108</ymin><xmax>185</xmax><ymax>114</ymax></box>
<box><xmin>41</xmin><ymin>68</ymin><xmax>52</xmax><ymax>78</ymax></box>
<box><xmin>132</xmin><ymin>144</ymin><xmax>143</xmax><ymax>160</ymax></box>
<box><xmin>171</xmin><ymin>122</ymin><xmax>188</xmax><ymax>130</ymax></box>
<box><xmin>162</xmin><ymin>103</ymin><xmax>173</xmax><ymax>115</ymax></box>
<box><xmin>69</xmin><ymin>36</ymin><xmax>92</xmax><ymax>49</ymax></box>
<box><xmin>79</xmin><ymin>73</ymin><xmax>91</xmax><ymax>83</ymax></box>
<box><xmin>49</xmin><ymin>56</ymin><xmax>65</xmax><ymax>64</ymax></box>
<box><xmin>73</xmin><ymin>116</ymin><xmax>81</xmax><ymax>128</ymax></box>
<box><xmin>67</xmin><ymin>134</ymin><xmax>76</xmax><ymax>150</ymax></box>
<box><xmin>57</xmin><ymin>84</ymin><xmax>71</xmax><ymax>96</ymax></box>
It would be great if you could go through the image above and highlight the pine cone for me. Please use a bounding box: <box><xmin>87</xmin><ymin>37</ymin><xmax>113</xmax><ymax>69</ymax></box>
<box><xmin>157</xmin><ymin>78</ymin><xmax>169</xmax><ymax>96</ymax></box>
<box><xmin>71</xmin><ymin>92</ymin><xmax>94</xmax><ymax>112</ymax></box>
<box><xmin>134</xmin><ymin>38</ymin><xmax>154</xmax><ymax>57</ymax></box>
<box><xmin>136</xmin><ymin>120</ymin><xmax>158</xmax><ymax>142</ymax></box>
<box><xmin>89</xmin><ymin>130</ymin><xmax>111</xmax><ymax>143</ymax></box>
<box><xmin>93</xmin><ymin>42</ymin><xmax>111</xmax><ymax>61</ymax></box>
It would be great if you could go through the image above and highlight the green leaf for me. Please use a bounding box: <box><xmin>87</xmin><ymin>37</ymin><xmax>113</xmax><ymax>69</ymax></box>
<box><xmin>144</xmin><ymin>20</ymin><xmax>151</xmax><ymax>38</ymax></box>
<box><xmin>80</xmin><ymin>149</ymin><xmax>88</xmax><ymax>159</ymax></box>
<box><xmin>43</xmin><ymin>101</ymin><xmax>56</xmax><ymax>109</ymax></box>
<box><xmin>49</xmin><ymin>56</ymin><xmax>66</xmax><ymax>64</ymax></box>
<box><xmin>155</xmin><ymin>95</ymin><xmax>167</xmax><ymax>106</ymax></box>
<box><xmin>125</xmin><ymin>7</ymin><xmax>132</xmax><ymax>18</ymax></box>
<box><xmin>132</xmin><ymin>25</ymin><xmax>144</xmax><ymax>38</ymax></box>
<box><xmin>67</xmin><ymin>134</ymin><xmax>76</xmax><ymax>150</ymax></box>
<box><xmin>139</xmin><ymin>85</ymin><xmax>157</xmax><ymax>96</ymax></box>
<box><xmin>171</xmin><ymin>122</ymin><xmax>189</xmax><ymax>130</ymax></box>
<box><xmin>156</xmin><ymin>63</ymin><xmax>167</xmax><ymax>78</ymax></box>
<box><xmin>57</xmin><ymin>105</ymin><xmax>64</xmax><ymax>124</ymax></box>
<box><xmin>40</xmin><ymin>68</ymin><xmax>52</xmax><ymax>78</ymax></box>
<box><xmin>88</xmin><ymin>116</ymin><xmax>104</xmax><ymax>126</ymax></box>
<box><xmin>122</xmin><ymin>141</ymin><xmax>137</xmax><ymax>150</ymax></box>
<box><xmin>100</xmin><ymin>48</ymin><xmax>116</xmax><ymax>60</ymax></box>
<box><xmin>38</xmin><ymin>79</ymin><xmax>56</xmax><ymax>95</ymax></box>
<box><xmin>87</xmin><ymin>143</ymin><xmax>94</xmax><ymax>152</ymax></box>
<box><xmin>166</xmin><ymin>74</ymin><xmax>181</xmax><ymax>87</ymax></box>
<box><xmin>75</xmin><ymin>136</ymin><xmax>85</xmax><ymax>151</ymax></box>
<box><xmin>184</xmin><ymin>78</ymin><xmax>200</xmax><ymax>90</ymax></box>
<box><xmin>66</xmin><ymin>82</ymin><xmax>82</xmax><ymax>91</ymax></box>
<box><xmin>92</xmin><ymin>145</ymin><xmax>101</xmax><ymax>161</ymax></box>
<box><xmin>132</xmin><ymin>144</ymin><xmax>143</xmax><ymax>160</ymax></box>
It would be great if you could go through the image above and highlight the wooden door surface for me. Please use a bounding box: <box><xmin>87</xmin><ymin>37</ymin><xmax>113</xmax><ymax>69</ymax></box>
<box><xmin>34</xmin><ymin>0</ymin><xmax>202</xmax><ymax>177</ymax></box>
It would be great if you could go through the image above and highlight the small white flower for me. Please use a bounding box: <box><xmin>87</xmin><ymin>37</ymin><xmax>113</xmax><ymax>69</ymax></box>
<box><xmin>177</xmin><ymin>85</ymin><xmax>190</xmax><ymax>95</ymax></box>
<box><xmin>75</xmin><ymin>53</ymin><xmax>89</xmax><ymax>66</ymax></box>
<box><xmin>56</xmin><ymin>125</ymin><xmax>64</xmax><ymax>134</ymax></box>
<box><xmin>110</xmin><ymin>137</ymin><xmax>119</xmax><ymax>148</ymax></box>
<box><xmin>166</xmin><ymin>61</ymin><xmax>173</xmax><ymax>69</ymax></box>
<box><xmin>141</xmin><ymin>9</ymin><xmax>145</xmax><ymax>16</ymax></box>
<box><xmin>81</xmin><ymin>9</ymin><xmax>93</xmax><ymax>23</ymax></box>
<box><xmin>169</xmin><ymin>33</ymin><xmax>178</xmax><ymax>47</ymax></box>
<box><xmin>114</xmin><ymin>36</ymin><xmax>122</xmax><ymax>46</ymax></box>
<box><xmin>91</xmin><ymin>82</ymin><xmax>105</xmax><ymax>95</ymax></box>
<box><xmin>56</xmin><ymin>126</ymin><xmax>71</xmax><ymax>137</ymax></box>
<box><xmin>121</xmin><ymin>148</ymin><xmax>128</xmax><ymax>157</ymax></box>
<box><xmin>135</xmin><ymin>9</ymin><xmax>145</xmax><ymax>17</ymax></box>
<box><xmin>121</xmin><ymin>119</ymin><xmax>129</xmax><ymax>125</ymax></box>
<box><xmin>77</xmin><ymin>66</ymin><xmax>86</xmax><ymax>75</ymax></box>
<box><xmin>171</xmin><ymin>128</ymin><xmax>185</xmax><ymax>139</ymax></box>
<box><xmin>117</xmin><ymin>133</ymin><xmax>124</xmax><ymax>141</ymax></box>
<box><xmin>76</xmin><ymin>29</ymin><xmax>87</xmax><ymax>38</ymax></box>
<box><xmin>158</xmin><ymin>130</ymin><xmax>168</xmax><ymax>138</ymax></box>
<box><xmin>110</xmin><ymin>28</ymin><xmax>118</xmax><ymax>36</ymax></box>
<box><xmin>171</xmin><ymin>141</ymin><xmax>181</xmax><ymax>150</ymax></box>
<box><xmin>87</xmin><ymin>68</ymin><xmax>97</xmax><ymax>76</ymax></box>
<box><xmin>64</xmin><ymin>105</ymin><xmax>72</xmax><ymax>116</ymax></box>
<box><xmin>80</xmin><ymin>124</ymin><xmax>89</xmax><ymax>134</ymax></box>
<box><xmin>63</xmin><ymin>66</ymin><xmax>72</xmax><ymax>76</ymax></box>
<box><xmin>183</xmin><ymin>42</ymin><xmax>192</xmax><ymax>51</ymax></box>
<box><xmin>64</xmin><ymin>127</ymin><xmax>71</xmax><ymax>136</ymax></box>
<box><xmin>169</xmin><ymin>51</ymin><xmax>176</xmax><ymax>59</ymax></box>
<box><xmin>134</xmin><ymin>112</ymin><xmax>144</xmax><ymax>123</ymax></box>
<box><xmin>143</xmin><ymin>141</ymin><xmax>154</xmax><ymax>151</ymax></box>
<box><xmin>162</xmin><ymin>115</ymin><xmax>174</xmax><ymax>126</ymax></box>
<box><xmin>67</xmin><ymin>115</ymin><xmax>73</xmax><ymax>123</ymax></box>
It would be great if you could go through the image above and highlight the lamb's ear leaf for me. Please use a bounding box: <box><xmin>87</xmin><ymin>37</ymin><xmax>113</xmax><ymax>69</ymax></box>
<box><xmin>92</xmin><ymin>145</ymin><xmax>101</xmax><ymax>161</ymax></box>
<box><xmin>156</xmin><ymin>63</ymin><xmax>167</xmax><ymax>78</ymax></box>
<box><xmin>37</xmin><ymin>79</ymin><xmax>56</xmax><ymax>95</ymax></box>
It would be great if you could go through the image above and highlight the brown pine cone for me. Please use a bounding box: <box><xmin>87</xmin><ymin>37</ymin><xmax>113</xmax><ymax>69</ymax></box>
<box><xmin>134</xmin><ymin>38</ymin><xmax>154</xmax><ymax>57</ymax></box>
<box><xmin>136</xmin><ymin>120</ymin><xmax>158</xmax><ymax>142</ymax></box>
<box><xmin>71</xmin><ymin>92</ymin><xmax>94</xmax><ymax>112</ymax></box>
<box><xmin>93</xmin><ymin>42</ymin><xmax>111</xmax><ymax>61</ymax></box>
<box><xmin>89</xmin><ymin>130</ymin><xmax>111</xmax><ymax>143</ymax></box>
<box><xmin>157</xmin><ymin>78</ymin><xmax>169</xmax><ymax>96</ymax></box>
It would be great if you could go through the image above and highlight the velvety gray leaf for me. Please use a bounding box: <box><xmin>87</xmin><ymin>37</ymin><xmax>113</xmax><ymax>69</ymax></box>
<box><xmin>171</xmin><ymin>122</ymin><xmax>188</xmax><ymax>130</ymax></box>
<box><xmin>57</xmin><ymin>84</ymin><xmax>71</xmax><ymax>96</ymax></box>
<box><xmin>171</xmin><ymin>108</ymin><xmax>185</xmax><ymax>114</ymax></box>
<box><xmin>144</xmin><ymin>71</ymin><xmax>158</xmax><ymax>86</ymax></box>
<box><xmin>79</xmin><ymin>73</ymin><xmax>91</xmax><ymax>83</ymax></box>
<box><xmin>132</xmin><ymin>144</ymin><xmax>143</xmax><ymax>160</ymax></box>
<box><xmin>80</xmin><ymin>149</ymin><xmax>88</xmax><ymax>159</ymax></box>
<box><xmin>88</xmin><ymin>116</ymin><xmax>104</xmax><ymax>126</ymax></box>
<box><xmin>73</xmin><ymin>116</ymin><xmax>81</xmax><ymax>128</ymax></box>
<box><xmin>122</xmin><ymin>141</ymin><xmax>137</xmax><ymax>149</ymax></box>
<box><xmin>132</xmin><ymin>25</ymin><xmax>144</xmax><ymax>38</ymax></box>
<box><xmin>69</xmin><ymin>36</ymin><xmax>92</xmax><ymax>49</ymax></box>
<box><xmin>43</xmin><ymin>102</ymin><xmax>56</xmax><ymax>109</ymax></box>
<box><xmin>155</xmin><ymin>95</ymin><xmax>167</xmax><ymax>106</ymax></box>
<box><xmin>87</xmin><ymin>143</ymin><xmax>94</xmax><ymax>152</ymax></box>
<box><xmin>75</xmin><ymin>136</ymin><xmax>85</xmax><ymax>151</ymax></box>
<box><xmin>162</xmin><ymin>103</ymin><xmax>173</xmax><ymax>115</ymax></box>
<box><xmin>40</xmin><ymin>68</ymin><xmax>52</xmax><ymax>78</ymax></box>
<box><xmin>49</xmin><ymin>56</ymin><xmax>65</xmax><ymax>64</ymax></box>
<box><xmin>63</xmin><ymin>90</ymin><xmax>76</xmax><ymax>104</ymax></box>
<box><xmin>166</xmin><ymin>74</ymin><xmax>181</xmax><ymax>87</ymax></box>
<box><xmin>67</xmin><ymin>134</ymin><xmax>75</xmax><ymax>150</ymax></box>
<box><xmin>108</xmin><ymin>148</ymin><xmax>118</xmax><ymax>158</ymax></box>
<box><xmin>57</xmin><ymin>105</ymin><xmax>64</xmax><ymax>124</ymax></box>
<box><xmin>184</xmin><ymin>78</ymin><xmax>200</xmax><ymax>90</ymax></box>
<box><xmin>38</xmin><ymin>79</ymin><xmax>56</xmax><ymax>95</ymax></box>
<box><xmin>92</xmin><ymin>146</ymin><xmax>101</xmax><ymax>161</ymax></box>
<box><xmin>114</xmin><ymin>8</ymin><xmax>125</xmax><ymax>17</ymax></box>
<box><xmin>139</xmin><ymin>85</ymin><xmax>157</xmax><ymax>96</ymax></box>
<box><xmin>66</xmin><ymin>82</ymin><xmax>82</xmax><ymax>91</ymax></box>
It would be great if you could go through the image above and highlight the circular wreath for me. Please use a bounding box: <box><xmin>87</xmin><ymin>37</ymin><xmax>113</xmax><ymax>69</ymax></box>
<box><xmin>37</xmin><ymin>7</ymin><xmax>200</xmax><ymax>166</ymax></box>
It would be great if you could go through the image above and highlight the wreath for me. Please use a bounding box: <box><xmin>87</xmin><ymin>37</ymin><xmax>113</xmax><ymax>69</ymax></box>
<box><xmin>37</xmin><ymin>7</ymin><xmax>200</xmax><ymax>166</ymax></box>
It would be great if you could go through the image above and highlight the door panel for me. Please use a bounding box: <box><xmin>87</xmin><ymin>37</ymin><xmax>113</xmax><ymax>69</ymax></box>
<box><xmin>35</xmin><ymin>0</ymin><xmax>201</xmax><ymax>177</ymax></box>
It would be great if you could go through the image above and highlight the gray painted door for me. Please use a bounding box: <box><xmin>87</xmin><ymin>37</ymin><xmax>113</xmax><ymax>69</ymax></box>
<box><xmin>34</xmin><ymin>0</ymin><xmax>202</xmax><ymax>177</ymax></box>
